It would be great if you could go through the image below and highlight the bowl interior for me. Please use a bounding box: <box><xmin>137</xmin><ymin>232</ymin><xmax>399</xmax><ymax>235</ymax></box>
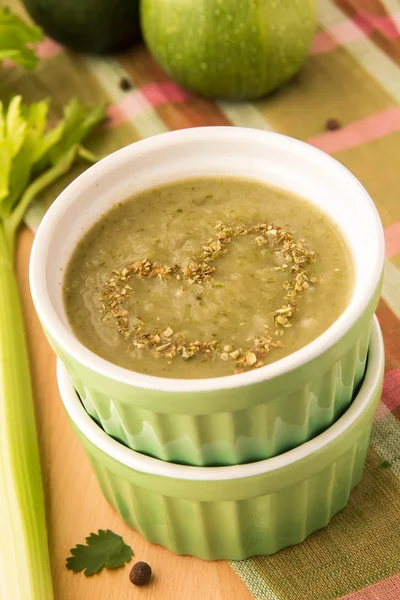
<box><xmin>31</xmin><ymin>127</ymin><xmax>384</xmax><ymax>390</ymax></box>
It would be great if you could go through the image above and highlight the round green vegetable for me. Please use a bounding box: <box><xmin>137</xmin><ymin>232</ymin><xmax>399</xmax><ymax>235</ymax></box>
<box><xmin>141</xmin><ymin>0</ymin><xmax>316</xmax><ymax>100</ymax></box>
<box><xmin>21</xmin><ymin>0</ymin><xmax>141</xmax><ymax>54</ymax></box>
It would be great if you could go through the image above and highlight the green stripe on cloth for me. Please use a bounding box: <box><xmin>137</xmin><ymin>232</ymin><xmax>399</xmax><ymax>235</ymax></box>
<box><xmin>372</xmin><ymin>412</ymin><xmax>400</xmax><ymax>477</ymax></box>
<box><xmin>230</xmin><ymin>447</ymin><xmax>400</xmax><ymax>600</ymax></box>
<box><xmin>229</xmin><ymin>561</ymin><xmax>281</xmax><ymax>600</ymax></box>
<box><xmin>319</xmin><ymin>1</ymin><xmax>400</xmax><ymax>102</ymax></box>
<box><xmin>253</xmin><ymin>48</ymin><xmax>395</xmax><ymax>140</ymax></box>
<box><xmin>83</xmin><ymin>56</ymin><xmax>169</xmax><ymax>138</ymax></box>
<box><xmin>332</xmin><ymin>133</ymin><xmax>400</xmax><ymax>228</ymax></box>
<box><xmin>380</xmin><ymin>0</ymin><xmax>400</xmax><ymax>16</ymax></box>
<box><xmin>217</xmin><ymin>101</ymin><xmax>273</xmax><ymax>130</ymax></box>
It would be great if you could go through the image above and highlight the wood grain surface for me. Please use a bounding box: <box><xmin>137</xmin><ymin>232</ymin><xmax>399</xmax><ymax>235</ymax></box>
<box><xmin>16</xmin><ymin>227</ymin><xmax>253</xmax><ymax>600</ymax></box>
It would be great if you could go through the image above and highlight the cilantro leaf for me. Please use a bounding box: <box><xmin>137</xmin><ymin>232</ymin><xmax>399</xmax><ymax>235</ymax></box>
<box><xmin>0</xmin><ymin>8</ymin><xmax>43</xmax><ymax>69</ymax></box>
<box><xmin>66</xmin><ymin>530</ymin><xmax>133</xmax><ymax>576</ymax></box>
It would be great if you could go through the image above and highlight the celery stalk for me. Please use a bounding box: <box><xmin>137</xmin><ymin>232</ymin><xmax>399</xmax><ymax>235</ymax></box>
<box><xmin>0</xmin><ymin>222</ymin><xmax>53</xmax><ymax>598</ymax></box>
<box><xmin>0</xmin><ymin>96</ymin><xmax>106</xmax><ymax>599</ymax></box>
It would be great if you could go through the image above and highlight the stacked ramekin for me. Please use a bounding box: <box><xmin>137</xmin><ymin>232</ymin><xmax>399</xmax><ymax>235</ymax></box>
<box><xmin>30</xmin><ymin>128</ymin><xmax>385</xmax><ymax>559</ymax></box>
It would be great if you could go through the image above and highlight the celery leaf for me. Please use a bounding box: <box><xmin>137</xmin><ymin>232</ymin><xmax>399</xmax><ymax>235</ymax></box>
<box><xmin>0</xmin><ymin>8</ymin><xmax>43</xmax><ymax>69</ymax></box>
<box><xmin>0</xmin><ymin>96</ymin><xmax>106</xmax><ymax>219</ymax></box>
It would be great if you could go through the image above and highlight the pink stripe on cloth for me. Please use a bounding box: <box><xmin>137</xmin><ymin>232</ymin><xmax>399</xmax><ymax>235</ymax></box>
<box><xmin>107</xmin><ymin>82</ymin><xmax>192</xmax><ymax>126</ymax></box>
<box><xmin>311</xmin><ymin>11</ymin><xmax>400</xmax><ymax>55</ymax></box>
<box><xmin>311</xmin><ymin>32</ymin><xmax>337</xmax><ymax>54</ymax></box>
<box><xmin>381</xmin><ymin>368</ymin><xmax>400</xmax><ymax>411</ymax></box>
<box><xmin>394</xmin><ymin>13</ymin><xmax>400</xmax><ymax>33</ymax></box>
<box><xmin>107</xmin><ymin>90</ymin><xmax>152</xmax><ymax>126</ymax></box>
<box><xmin>1</xmin><ymin>59</ymin><xmax>14</xmax><ymax>68</ymax></box>
<box><xmin>311</xmin><ymin>21</ymin><xmax>364</xmax><ymax>54</ymax></box>
<box><xmin>141</xmin><ymin>81</ymin><xmax>192</xmax><ymax>105</ymax></box>
<box><xmin>374</xmin><ymin>401</ymin><xmax>390</xmax><ymax>422</ymax></box>
<box><xmin>37</xmin><ymin>37</ymin><xmax>63</xmax><ymax>59</ymax></box>
<box><xmin>385</xmin><ymin>223</ymin><xmax>400</xmax><ymax>258</ymax></box>
<box><xmin>1</xmin><ymin>37</ymin><xmax>63</xmax><ymax>67</ymax></box>
<box><xmin>306</xmin><ymin>107</ymin><xmax>400</xmax><ymax>154</ymax></box>
<box><xmin>339</xmin><ymin>573</ymin><xmax>400</xmax><ymax>599</ymax></box>
<box><xmin>353</xmin><ymin>11</ymin><xmax>400</xmax><ymax>38</ymax></box>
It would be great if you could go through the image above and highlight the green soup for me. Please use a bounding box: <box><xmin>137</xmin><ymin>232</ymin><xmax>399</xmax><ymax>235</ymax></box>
<box><xmin>64</xmin><ymin>177</ymin><xmax>354</xmax><ymax>379</ymax></box>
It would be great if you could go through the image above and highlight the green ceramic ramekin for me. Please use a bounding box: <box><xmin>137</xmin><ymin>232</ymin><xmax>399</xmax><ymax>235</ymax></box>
<box><xmin>57</xmin><ymin>317</ymin><xmax>384</xmax><ymax>561</ymax></box>
<box><xmin>30</xmin><ymin>128</ymin><xmax>385</xmax><ymax>466</ymax></box>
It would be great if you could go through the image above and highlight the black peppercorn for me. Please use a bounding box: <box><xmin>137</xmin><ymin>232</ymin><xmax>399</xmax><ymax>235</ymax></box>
<box><xmin>119</xmin><ymin>78</ymin><xmax>132</xmax><ymax>91</ymax></box>
<box><xmin>325</xmin><ymin>118</ymin><xmax>342</xmax><ymax>131</ymax></box>
<box><xmin>129</xmin><ymin>561</ymin><xmax>152</xmax><ymax>586</ymax></box>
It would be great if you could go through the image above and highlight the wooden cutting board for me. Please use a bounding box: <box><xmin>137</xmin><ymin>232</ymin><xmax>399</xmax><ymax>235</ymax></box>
<box><xmin>16</xmin><ymin>227</ymin><xmax>253</xmax><ymax>600</ymax></box>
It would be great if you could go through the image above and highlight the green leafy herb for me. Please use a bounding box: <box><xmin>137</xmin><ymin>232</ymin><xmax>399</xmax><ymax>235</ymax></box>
<box><xmin>0</xmin><ymin>96</ymin><xmax>106</xmax><ymax>599</ymax></box>
<box><xmin>0</xmin><ymin>95</ymin><xmax>107</xmax><ymax>251</ymax></box>
<box><xmin>0</xmin><ymin>8</ymin><xmax>43</xmax><ymax>69</ymax></box>
<box><xmin>66</xmin><ymin>530</ymin><xmax>134</xmax><ymax>576</ymax></box>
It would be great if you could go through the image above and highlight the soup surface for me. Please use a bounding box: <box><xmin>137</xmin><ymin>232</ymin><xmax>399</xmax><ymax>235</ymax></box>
<box><xmin>64</xmin><ymin>177</ymin><xmax>354</xmax><ymax>379</ymax></box>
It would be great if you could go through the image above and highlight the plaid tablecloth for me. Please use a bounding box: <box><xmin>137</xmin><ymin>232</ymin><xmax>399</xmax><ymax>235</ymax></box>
<box><xmin>2</xmin><ymin>0</ymin><xmax>400</xmax><ymax>598</ymax></box>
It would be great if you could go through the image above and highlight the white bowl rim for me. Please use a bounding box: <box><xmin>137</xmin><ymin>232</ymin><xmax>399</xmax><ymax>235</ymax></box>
<box><xmin>57</xmin><ymin>316</ymin><xmax>383</xmax><ymax>482</ymax></box>
<box><xmin>31</xmin><ymin>127</ymin><xmax>385</xmax><ymax>393</ymax></box>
